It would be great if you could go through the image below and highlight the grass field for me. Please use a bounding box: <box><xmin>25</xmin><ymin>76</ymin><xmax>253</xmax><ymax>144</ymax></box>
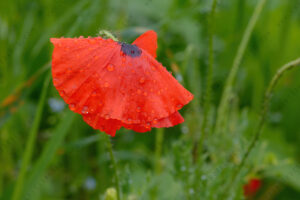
<box><xmin>1</xmin><ymin>0</ymin><xmax>300</xmax><ymax>199</ymax></box>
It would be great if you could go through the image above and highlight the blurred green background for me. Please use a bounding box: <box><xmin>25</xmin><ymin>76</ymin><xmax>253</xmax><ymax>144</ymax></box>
<box><xmin>0</xmin><ymin>0</ymin><xmax>300</xmax><ymax>199</ymax></box>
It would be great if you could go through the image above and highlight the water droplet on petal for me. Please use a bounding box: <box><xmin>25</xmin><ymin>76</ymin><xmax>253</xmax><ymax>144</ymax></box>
<box><xmin>79</xmin><ymin>36</ymin><xmax>84</xmax><ymax>39</ymax></box>
<box><xmin>91</xmin><ymin>91</ymin><xmax>97</xmax><ymax>96</ymax></box>
<box><xmin>145</xmin><ymin>122</ymin><xmax>151</xmax><ymax>128</ymax></box>
<box><xmin>136</xmin><ymin>107</ymin><xmax>141</xmax><ymax>112</ymax></box>
<box><xmin>107</xmin><ymin>64</ymin><xmax>115</xmax><ymax>71</ymax></box>
<box><xmin>82</xmin><ymin>106</ymin><xmax>89</xmax><ymax>114</ymax></box>
<box><xmin>139</xmin><ymin>77</ymin><xmax>145</xmax><ymax>84</ymax></box>
<box><xmin>127</xmin><ymin>118</ymin><xmax>132</xmax><ymax>123</ymax></box>
<box><xmin>153</xmin><ymin>119</ymin><xmax>158</xmax><ymax>124</ymax></box>
<box><xmin>143</xmin><ymin>92</ymin><xmax>147</xmax><ymax>96</ymax></box>
<box><xmin>105</xmin><ymin>114</ymin><xmax>110</xmax><ymax>119</ymax></box>
<box><xmin>104</xmin><ymin>82</ymin><xmax>109</xmax><ymax>87</ymax></box>
<box><xmin>67</xmin><ymin>67</ymin><xmax>72</xmax><ymax>74</ymax></box>
<box><xmin>53</xmin><ymin>78</ymin><xmax>60</xmax><ymax>86</ymax></box>
<box><xmin>69</xmin><ymin>104</ymin><xmax>76</xmax><ymax>111</ymax></box>
<box><xmin>137</xmin><ymin>89</ymin><xmax>141</xmax><ymax>94</ymax></box>
<box><xmin>176</xmin><ymin>104</ymin><xmax>182</xmax><ymax>109</ymax></box>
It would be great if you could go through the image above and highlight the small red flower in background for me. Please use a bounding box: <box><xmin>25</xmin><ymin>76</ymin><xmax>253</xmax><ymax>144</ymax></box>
<box><xmin>243</xmin><ymin>178</ymin><xmax>262</xmax><ymax>198</ymax></box>
<box><xmin>50</xmin><ymin>30</ymin><xmax>193</xmax><ymax>136</ymax></box>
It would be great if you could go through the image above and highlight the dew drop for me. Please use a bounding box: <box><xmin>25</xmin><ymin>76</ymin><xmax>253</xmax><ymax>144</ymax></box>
<box><xmin>136</xmin><ymin>107</ymin><xmax>141</xmax><ymax>112</ymax></box>
<box><xmin>67</xmin><ymin>67</ymin><xmax>72</xmax><ymax>73</ymax></box>
<box><xmin>153</xmin><ymin>119</ymin><xmax>158</xmax><ymax>124</ymax></box>
<box><xmin>137</xmin><ymin>89</ymin><xmax>141</xmax><ymax>94</ymax></box>
<box><xmin>91</xmin><ymin>91</ymin><xmax>97</xmax><ymax>96</ymax></box>
<box><xmin>69</xmin><ymin>104</ymin><xmax>75</xmax><ymax>111</ymax></box>
<box><xmin>127</xmin><ymin>118</ymin><xmax>132</xmax><ymax>123</ymax></box>
<box><xmin>53</xmin><ymin>78</ymin><xmax>60</xmax><ymax>86</ymax></box>
<box><xmin>176</xmin><ymin>104</ymin><xmax>182</xmax><ymax>109</ymax></box>
<box><xmin>60</xmin><ymin>90</ymin><xmax>66</xmax><ymax>97</ymax></box>
<box><xmin>104</xmin><ymin>114</ymin><xmax>110</xmax><ymax>119</ymax></box>
<box><xmin>104</xmin><ymin>82</ymin><xmax>109</xmax><ymax>87</ymax></box>
<box><xmin>139</xmin><ymin>77</ymin><xmax>145</xmax><ymax>84</ymax></box>
<box><xmin>79</xmin><ymin>36</ymin><xmax>84</xmax><ymax>39</ymax></box>
<box><xmin>82</xmin><ymin>106</ymin><xmax>89</xmax><ymax>114</ymax></box>
<box><xmin>122</xmin><ymin>57</ymin><xmax>126</xmax><ymax>62</ymax></box>
<box><xmin>107</xmin><ymin>64</ymin><xmax>115</xmax><ymax>71</ymax></box>
<box><xmin>143</xmin><ymin>92</ymin><xmax>147</xmax><ymax>96</ymax></box>
<box><xmin>145</xmin><ymin>122</ymin><xmax>151</xmax><ymax>128</ymax></box>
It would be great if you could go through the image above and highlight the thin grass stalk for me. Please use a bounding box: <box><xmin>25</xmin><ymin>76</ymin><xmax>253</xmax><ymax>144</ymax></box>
<box><xmin>198</xmin><ymin>0</ymin><xmax>218</xmax><ymax>158</ymax></box>
<box><xmin>230</xmin><ymin>57</ymin><xmax>300</xmax><ymax>183</ymax></box>
<box><xmin>12</xmin><ymin>72</ymin><xmax>51</xmax><ymax>200</ymax></box>
<box><xmin>105</xmin><ymin>135</ymin><xmax>121</xmax><ymax>200</ymax></box>
<box><xmin>215</xmin><ymin>0</ymin><xmax>267</xmax><ymax>134</ymax></box>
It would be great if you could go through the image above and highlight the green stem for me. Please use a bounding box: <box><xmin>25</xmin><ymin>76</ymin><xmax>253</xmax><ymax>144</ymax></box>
<box><xmin>12</xmin><ymin>72</ymin><xmax>51</xmax><ymax>200</ymax></box>
<box><xmin>198</xmin><ymin>0</ymin><xmax>218</xmax><ymax>158</ymax></box>
<box><xmin>231</xmin><ymin>57</ymin><xmax>300</xmax><ymax>183</ymax></box>
<box><xmin>215</xmin><ymin>0</ymin><xmax>267</xmax><ymax>134</ymax></box>
<box><xmin>105</xmin><ymin>135</ymin><xmax>121</xmax><ymax>200</ymax></box>
<box><xmin>155</xmin><ymin>128</ymin><xmax>164</xmax><ymax>174</ymax></box>
<box><xmin>99</xmin><ymin>30</ymin><xmax>119</xmax><ymax>41</ymax></box>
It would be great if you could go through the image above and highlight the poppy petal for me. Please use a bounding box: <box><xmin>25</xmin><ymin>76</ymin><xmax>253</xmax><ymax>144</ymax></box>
<box><xmin>132</xmin><ymin>30</ymin><xmax>157</xmax><ymax>58</ymax></box>
<box><xmin>82</xmin><ymin>114</ymin><xmax>122</xmax><ymax>137</ymax></box>
<box><xmin>82</xmin><ymin>111</ymin><xmax>183</xmax><ymax>136</ymax></box>
<box><xmin>51</xmin><ymin>33</ymin><xmax>193</xmax><ymax>136</ymax></box>
<box><xmin>52</xmin><ymin>38</ymin><xmax>193</xmax><ymax>124</ymax></box>
<box><xmin>152</xmin><ymin>111</ymin><xmax>184</xmax><ymax>128</ymax></box>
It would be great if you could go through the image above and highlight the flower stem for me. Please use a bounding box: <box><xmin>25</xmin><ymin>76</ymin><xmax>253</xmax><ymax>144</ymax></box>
<box><xmin>155</xmin><ymin>128</ymin><xmax>164</xmax><ymax>174</ymax></box>
<box><xmin>230</xmin><ymin>57</ymin><xmax>300</xmax><ymax>183</ymax></box>
<box><xmin>12</xmin><ymin>72</ymin><xmax>51</xmax><ymax>200</ymax></box>
<box><xmin>105</xmin><ymin>135</ymin><xmax>121</xmax><ymax>200</ymax></box>
<box><xmin>198</xmin><ymin>0</ymin><xmax>218</xmax><ymax>158</ymax></box>
<box><xmin>215</xmin><ymin>0</ymin><xmax>267</xmax><ymax>134</ymax></box>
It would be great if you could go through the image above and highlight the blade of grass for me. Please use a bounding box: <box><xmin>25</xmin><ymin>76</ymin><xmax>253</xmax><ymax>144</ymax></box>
<box><xmin>215</xmin><ymin>0</ymin><xmax>268</xmax><ymax>134</ymax></box>
<box><xmin>22</xmin><ymin>110</ymin><xmax>75</xmax><ymax>200</ymax></box>
<box><xmin>198</xmin><ymin>0</ymin><xmax>219</xmax><ymax>159</ymax></box>
<box><xmin>12</xmin><ymin>72</ymin><xmax>51</xmax><ymax>200</ymax></box>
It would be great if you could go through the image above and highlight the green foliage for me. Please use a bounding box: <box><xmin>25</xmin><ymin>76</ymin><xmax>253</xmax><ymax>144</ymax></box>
<box><xmin>0</xmin><ymin>0</ymin><xmax>300</xmax><ymax>199</ymax></box>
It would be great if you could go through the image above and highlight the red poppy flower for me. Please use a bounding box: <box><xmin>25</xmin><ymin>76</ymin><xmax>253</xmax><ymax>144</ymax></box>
<box><xmin>50</xmin><ymin>30</ymin><xmax>193</xmax><ymax>136</ymax></box>
<box><xmin>243</xmin><ymin>178</ymin><xmax>262</xmax><ymax>197</ymax></box>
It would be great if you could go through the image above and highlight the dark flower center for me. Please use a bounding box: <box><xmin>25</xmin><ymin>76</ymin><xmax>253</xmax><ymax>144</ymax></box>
<box><xmin>119</xmin><ymin>42</ymin><xmax>142</xmax><ymax>58</ymax></box>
